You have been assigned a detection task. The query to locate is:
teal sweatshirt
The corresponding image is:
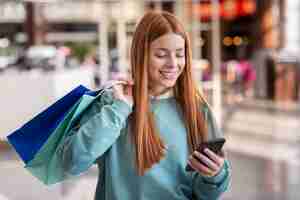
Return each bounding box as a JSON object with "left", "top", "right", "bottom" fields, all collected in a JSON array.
[{"left": 56, "top": 90, "right": 230, "bottom": 200}]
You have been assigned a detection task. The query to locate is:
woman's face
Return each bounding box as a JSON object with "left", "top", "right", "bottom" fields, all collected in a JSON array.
[{"left": 148, "top": 33, "right": 186, "bottom": 96}]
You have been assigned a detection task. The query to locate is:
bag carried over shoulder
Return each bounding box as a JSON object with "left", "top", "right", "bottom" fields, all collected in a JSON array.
[{"left": 7, "top": 85, "right": 105, "bottom": 185}]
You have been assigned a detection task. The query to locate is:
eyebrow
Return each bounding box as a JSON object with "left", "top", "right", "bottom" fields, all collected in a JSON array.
[{"left": 155, "top": 48, "right": 185, "bottom": 52}]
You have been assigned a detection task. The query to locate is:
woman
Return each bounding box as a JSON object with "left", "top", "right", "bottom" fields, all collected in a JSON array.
[{"left": 58, "top": 11, "right": 230, "bottom": 200}]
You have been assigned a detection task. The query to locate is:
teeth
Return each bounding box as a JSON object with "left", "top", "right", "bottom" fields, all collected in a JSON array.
[
  {"left": 160, "top": 71, "right": 177, "bottom": 73},
  {"left": 160, "top": 71, "right": 177, "bottom": 79},
  {"left": 160, "top": 71, "right": 177, "bottom": 74}
]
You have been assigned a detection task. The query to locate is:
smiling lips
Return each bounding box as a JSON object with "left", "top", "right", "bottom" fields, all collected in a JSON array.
[{"left": 159, "top": 70, "right": 178, "bottom": 80}]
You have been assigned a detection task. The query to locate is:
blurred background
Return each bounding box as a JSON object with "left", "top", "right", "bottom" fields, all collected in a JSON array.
[{"left": 0, "top": 0, "right": 299, "bottom": 199}]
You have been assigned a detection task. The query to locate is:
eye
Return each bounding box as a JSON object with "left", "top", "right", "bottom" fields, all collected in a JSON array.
[
  {"left": 176, "top": 53, "right": 185, "bottom": 58},
  {"left": 155, "top": 53, "right": 167, "bottom": 58}
]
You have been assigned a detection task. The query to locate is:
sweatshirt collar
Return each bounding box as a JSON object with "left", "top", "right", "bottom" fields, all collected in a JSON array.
[{"left": 149, "top": 89, "right": 174, "bottom": 100}]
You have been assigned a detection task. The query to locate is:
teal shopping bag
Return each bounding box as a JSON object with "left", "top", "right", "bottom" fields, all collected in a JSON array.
[{"left": 25, "top": 90, "right": 105, "bottom": 185}]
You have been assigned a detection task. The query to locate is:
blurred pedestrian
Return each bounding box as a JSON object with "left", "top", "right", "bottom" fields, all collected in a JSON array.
[
  {"left": 56, "top": 11, "right": 230, "bottom": 200},
  {"left": 239, "top": 59, "right": 256, "bottom": 98},
  {"left": 223, "top": 60, "right": 243, "bottom": 103}
]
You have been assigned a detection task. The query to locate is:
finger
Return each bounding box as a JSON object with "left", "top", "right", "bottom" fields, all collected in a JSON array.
[
  {"left": 114, "top": 76, "right": 134, "bottom": 85},
  {"left": 105, "top": 80, "right": 127, "bottom": 89},
  {"left": 112, "top": 84, "right": 124, "bottom": 98},
  {"left": 114, "top": 80, "right": 128, "bottom": 86},
  {"left": 188, "top": 156, "right": 214, "bottom": 175},
  {"left": 193, "top": 151, "right": 219, "bottom": 171},
  {"left": 126, "top": 79, "right": 134, "bottom": 85},
  {"left": 114, "top": 80, "right": 134, "bottom": 92},
  {"left": 203, "top": 148, "right": 223, "bottom": 167},
  {"left": 124, "top": 84, "right": 133, "bottom": 96}
]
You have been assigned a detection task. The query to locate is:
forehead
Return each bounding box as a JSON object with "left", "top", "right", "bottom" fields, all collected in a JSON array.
[{"left": 150, "top": 33, "right": 185, "bottom": 50}]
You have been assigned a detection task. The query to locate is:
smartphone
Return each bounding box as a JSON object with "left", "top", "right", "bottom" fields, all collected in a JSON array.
[{"left": 185, "top": 138, "right": 226, "bottom": 172}]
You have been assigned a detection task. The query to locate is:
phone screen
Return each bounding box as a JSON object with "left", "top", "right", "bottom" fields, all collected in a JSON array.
[
  {"left": 185, "top": 138, "right": 226, "bottom": 172},
  {"left": 197, "top": 138, "right": 225, "bottom": 155}
]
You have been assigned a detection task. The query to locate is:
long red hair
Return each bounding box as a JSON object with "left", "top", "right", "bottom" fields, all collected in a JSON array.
[{"left": 131, "top": 11, "right": 208, "bottom": 175}]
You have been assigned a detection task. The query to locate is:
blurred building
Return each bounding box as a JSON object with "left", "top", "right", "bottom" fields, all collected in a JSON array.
[
  {"left": 251, "top": 0, "right": 300, "bottom": 103},
  {"left": 0, "top": 0, "right": 299, "bottom": 97},
  {"left": 180, "top": 0, "right": 300, "bottom": 104}
]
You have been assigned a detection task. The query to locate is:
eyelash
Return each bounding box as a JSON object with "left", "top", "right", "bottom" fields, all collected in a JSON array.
[
  {"left": 156, "top": 54, "right": 185, "bottom": 58},
  {"left": 156, "top": 55, "right": 166, "bottom": 58}
]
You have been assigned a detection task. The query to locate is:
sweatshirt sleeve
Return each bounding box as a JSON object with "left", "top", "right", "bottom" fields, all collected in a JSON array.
[
  {"left": 192, "top": 104, "right": 231, "bottom": 200},
  {"left": 55, "top": 91, "right": 132, "bottom": 176}
]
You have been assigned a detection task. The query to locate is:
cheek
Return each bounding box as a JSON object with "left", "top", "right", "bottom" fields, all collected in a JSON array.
[
  {"left": 150, "top": 57, "right": 165, "bottom": 68},
  {"left": 149, "top": 59, "right": 164, "bottom": 74},
  {"left": 148, "top": 62, "right": 160, "bottom": 81}
]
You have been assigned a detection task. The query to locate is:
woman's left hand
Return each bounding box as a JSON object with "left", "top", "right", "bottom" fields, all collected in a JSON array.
[{"left": 187, "top": 148, "right": 224, "bottom": 177}]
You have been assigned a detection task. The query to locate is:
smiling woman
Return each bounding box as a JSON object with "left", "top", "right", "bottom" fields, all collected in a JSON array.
[
  {"left": 148, "top": 33, "right": 186, "bottom": 96},
  {"left": 50, "top": 11, "right": 231, "bottom": 200}
]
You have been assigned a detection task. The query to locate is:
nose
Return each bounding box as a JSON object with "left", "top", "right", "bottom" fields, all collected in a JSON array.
[{"left": 167, "top": 54, "right": 178, "bottom": 68}]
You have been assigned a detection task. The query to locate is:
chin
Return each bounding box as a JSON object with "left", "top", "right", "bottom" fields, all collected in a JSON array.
[{"left": 161, "top": 79, "right": 178, "bottom": 88}]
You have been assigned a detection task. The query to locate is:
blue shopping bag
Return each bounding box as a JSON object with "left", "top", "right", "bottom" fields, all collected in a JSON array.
[
  {"left": 6, "top": 85, "right": 94, "bottom": 164},
  {"left": 25, "top": 89, "right": 105, "bottom": 185}
]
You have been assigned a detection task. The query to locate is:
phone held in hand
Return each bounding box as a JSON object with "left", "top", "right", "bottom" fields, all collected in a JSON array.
[{"left": 185, "top": 138, "right": 226, "bottom": 172}]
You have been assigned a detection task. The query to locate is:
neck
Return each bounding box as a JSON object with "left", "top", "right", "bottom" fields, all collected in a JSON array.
[
  {"left": 149, "top": 87, "right": 174, "bottom": 99},
  {"left": 149, "top": 87, "right": 171, "bottom": 97}
]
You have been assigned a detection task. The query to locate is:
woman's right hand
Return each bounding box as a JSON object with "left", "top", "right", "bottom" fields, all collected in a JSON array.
[{"left": 111, "top": 80, "right": 134, "bottom": 107}]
